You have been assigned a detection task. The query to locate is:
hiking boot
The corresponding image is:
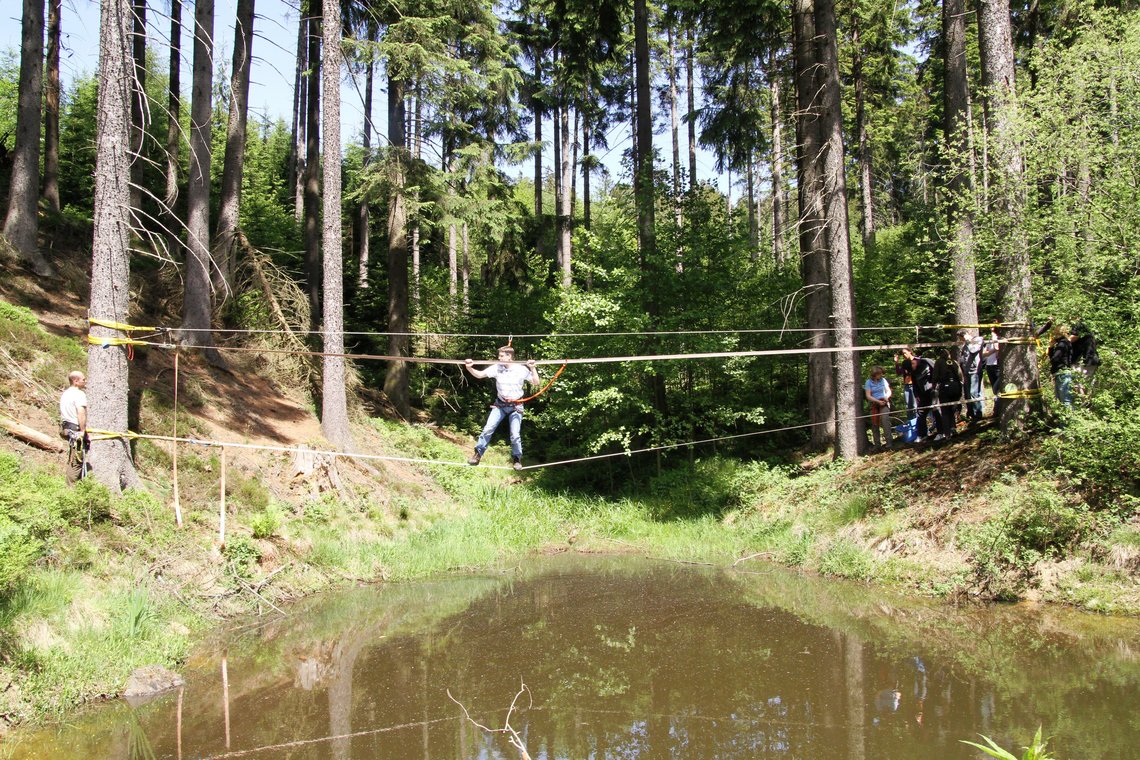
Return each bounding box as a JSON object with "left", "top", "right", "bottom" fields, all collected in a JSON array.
[
  {"left": 468, "top": 451, "right": 482, "bottom": 466},
  {"left": 512, "top": 456, "right": 523, "bottom": 471}
]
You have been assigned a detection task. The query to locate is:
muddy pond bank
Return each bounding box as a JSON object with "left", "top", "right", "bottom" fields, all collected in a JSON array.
[{"left": 8, "top": 554, "right": 1140, "bottom": 759}]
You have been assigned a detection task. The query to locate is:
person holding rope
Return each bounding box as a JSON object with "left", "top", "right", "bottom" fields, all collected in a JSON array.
[
  {"left": 465, "top": 345, "right": 540, "bottom": 471},
  {"left": 58, "top": 370, "right": 89, "bottom": 483}
]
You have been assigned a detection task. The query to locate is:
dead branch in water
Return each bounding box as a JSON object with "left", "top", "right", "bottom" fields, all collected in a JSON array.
[{"left": 448, "top": 680, "right": 532, "bottom": 760}]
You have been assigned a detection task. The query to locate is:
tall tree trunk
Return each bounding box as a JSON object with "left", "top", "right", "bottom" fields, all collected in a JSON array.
[
  {"left": 42, "top": 0, "right": 62, "bottom": 213},
  {"left": 552, "top": 96, "right": 563, "bottom": 276},
  {"left": 448, "top": 221, "right": 457, "bottom": 300},
  {"left": 287, "top": 9, "right": 303, "bottom": 221},
  {"left": 412, "top": 78, "right": 422, "bottom": 307},
  {"left": 129, "top": 0, "right": 146, "bottom": 214},
  {"left": 214, "top": 0, "right": 256, "bottom": 303},
  {"left": 770, "top": 50, "right": 786, "bottom": 265},
  {"left": 945, "top": 0, "right": 978, "bottom": 328},
  {"left": 977, "top": 0, "right": 1037, "bottom": 432},
  {"left": 355, "top": 21, "right": 376, "bottom": 290},
  {"left": 2, "top": 0, "right": 50, "bottom": 276},
  {"left": 794, "top": 0, "right": 835, "bottom": 450},
  {"left": 582, "top": 111, "right": 591, "bottom": 231},
  {"left": 303, "top": 0, "right": 322, "bottom": 330},
  {"left": 852, "top": 26, "right": 874, "bottom": 249},
  {"left": 533, "top": 53, "right": 544, "bottom": 259},
  {"left": 181, "top": 0, "right": 216, "bottom": 346},
  {"left": 462, "top": 222, "right": 470, "bottom": 310},
  {"left": 668, "top": 23, "right": 683, "bottom": 272},
  {"left": 384, "top": 76, "right": 410, "bottom": 419},
  {"left": 163, "top": 0, "right": 182, "bottom": 253},
  {"left": 686, "top": 26, "right": 697, "bottom": 191},
  {"left": 747, "top": 152, "right": 758, "bottom": 259},
  {"left": 817, "top": 0, "right": 861, "bottom": 460},
  {"left": 292, "top": 11, "right": 308, "bottom": 223},
  {"left": 89, "top": 0, "right": 140, "bottom": 492},
  {"left": 559, "top": 103, "right": 573, "bottom": 288},
  {"left": 321, "top": 0, "right": 350, "bottom": 449},
  {"left": 634, "top": 0, "right": 666, "bottom": 416}
]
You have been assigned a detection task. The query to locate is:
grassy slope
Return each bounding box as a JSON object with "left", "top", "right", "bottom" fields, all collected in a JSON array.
[{"left": 1, "top": 226, "right": 1138, "bottom": 729}]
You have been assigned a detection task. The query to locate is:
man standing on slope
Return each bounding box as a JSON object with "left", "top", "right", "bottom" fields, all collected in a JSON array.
[
  {"left": 465, "top": 345, "right": 540, "bottom": 471},
  {"left": 59, "top": 370, "right": 89, "bottom": 483}
]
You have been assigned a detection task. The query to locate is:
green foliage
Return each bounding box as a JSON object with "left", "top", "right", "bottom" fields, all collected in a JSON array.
[
  {"left": 817, "top": 537, "right": 875, "bottom": 580},
  {"left": 249, "top": 506, "right": 283, "bottom": 540},
  {"left": 0, "top": 300, "right": 40, "bottom": 328},
  {"left": 222, "top": 537, "right": 261, "bottom": 578},
  {"left": 962, "top": 727, "right": 1055, "bottom": 760}
]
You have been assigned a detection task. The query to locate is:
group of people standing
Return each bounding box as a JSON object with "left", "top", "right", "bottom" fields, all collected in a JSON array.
[{"left": 864, "top": 328, "right": 1002, "bottom": 449}]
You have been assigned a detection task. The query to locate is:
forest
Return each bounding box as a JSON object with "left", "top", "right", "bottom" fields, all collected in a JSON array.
[{"left": 3, "top": 0, "right": 1139, "bottom": 495}]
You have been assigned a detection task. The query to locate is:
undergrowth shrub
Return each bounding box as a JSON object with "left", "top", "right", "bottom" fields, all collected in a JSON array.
[
  {"left": 249, "top": 506, "right": 282, "bottom": 539},
  {"left": 222, "top": 536, "right": 261, "bottom": 578}
]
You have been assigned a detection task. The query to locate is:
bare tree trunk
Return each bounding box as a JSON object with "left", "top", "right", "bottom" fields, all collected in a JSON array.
[
  {"left": 533, "top": 53, "right": 544, "bottom": 259},
  {"left": 292, "top": 11, "right": 307, "bottom": 223},
  {"left": 747, "top": 151, "right": 758, "bottom": 259},
  {"left": 42, "top": 0, "right": 62, "bottom": 213},
  {"left": 816, "top": 0, "right": 861, "bottom": 460},
  {"left": 552, "top": 96, "right": 563, "bottom": 276},
  {"left": 303, "top": 0, "right": 322, "bottom": 330},
  {"left": 355, "top": 21, "right": 376, "bottom": 290},
  {"left": 129, "top": 0, "right": 146, "bottom": 214},
  {"left": 287, "top": 9, "right": 303, "bottom": 221},
  {"left": 770, "top": 50, "right": 785, "bottom": 265},
  {"left": 686, "top": 26, "right": 697, "bottom": 191},
  {"left": 384, "top": 76, "right": 410, "bottom": 419},
  {"left": 163, "top": 0, "right": 182, "bottom": 253},
  {"left": 448, "top": 221, "right": 457, "bottom": 300},
  {"left": 944, "top": 0, "right": 978, "bottom": 328},
  {"left": 462, "top": 222, "right": 470, "bottom": 310},
  {"left": 794, "top": 0, "right": 835, "bottom": 450},
  {"left": 852, "top": 26, "right": 874, "bottom": 250},
  {"left": 559, "top": 103, "right": 573, "bottom": 287},
  {"left": 582, "top": 111, "right": 591, "bottom": 231},
  {"left": 411, "top": 80, "right": 422, "bottom": 307},
  {"left": 214, "top": 0, "right": 256, "bottom": 303},
  {"left": 321, "top": 0, "right": 350, "bottom": 449},
  {"left": 2, "top": 0, "right": 50, "bottom": 276},
  {"left": 668, "top": 24, "right": 683, "bottom": 272},
  {"left": 977, "top": 0, "right": 1037, "bottom": 432},
  {"left": 181, "top": 0, "right": 217, "bottom": 345},
  {"left": 89, "top": 0, "right": 140, "bottom": 492}
]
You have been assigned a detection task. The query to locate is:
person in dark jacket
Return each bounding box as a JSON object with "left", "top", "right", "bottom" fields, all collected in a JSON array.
[
  {"left": 1069, "top": 319, "right": 1100, "bottom": 396},
  {"left": 932, "top": 349, "right": 964, "bottom": 440},
  {"left": 909, "top": 353, "right": 937, "bottom": 442},
  {"left": 894, "top": 347, "right": 918, "bottom": 421},
  {"left": 1048, "top": 324, "right": 1074, "bottom": 408}
]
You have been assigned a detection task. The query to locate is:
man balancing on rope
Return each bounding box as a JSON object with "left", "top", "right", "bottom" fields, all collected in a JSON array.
[{"left": 464, "top": 345, "right": 540, "bottom": 471}]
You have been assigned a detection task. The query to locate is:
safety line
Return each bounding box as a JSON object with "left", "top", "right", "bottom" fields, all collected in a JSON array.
[
  {"left": 105, "top": 338, "right": 962, "bottom": 366},
  {"left": 85, "top": 319, "right": 1029, "bottom": 341}
]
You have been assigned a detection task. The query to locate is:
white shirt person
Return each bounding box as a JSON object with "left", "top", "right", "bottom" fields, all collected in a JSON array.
[{"left": 464, "top": 346, "right": 539, "bottom": 470}]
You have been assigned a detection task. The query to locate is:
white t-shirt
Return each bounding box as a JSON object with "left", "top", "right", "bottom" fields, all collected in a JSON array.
[
  {"left": 984, "top": 338, "right": 999, "bottom": 367},
  {"left": 491, "top": 363, "right": 533, "bottom": 401},
  {"left": 60, "top": 386, "right": 88, "bottom": 425}
]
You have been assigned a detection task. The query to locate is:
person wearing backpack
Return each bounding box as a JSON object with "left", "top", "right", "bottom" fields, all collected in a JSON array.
[
  {"left": 1069, "top": 319, "right": 1101, "bottom": 396},
  {"left": 1048, "top": 324, "right": 1074, "bottom": 408},
  {"left": 932, "top": 349, "right": 964, "bottom": 440},
  {"left": 909, "top": 352, "right": 937, "bottom": 442}
]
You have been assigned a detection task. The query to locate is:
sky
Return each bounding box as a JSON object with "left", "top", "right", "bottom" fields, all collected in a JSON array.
[{"left": 1, "top": 0, "right": 730, "bottom": 196}]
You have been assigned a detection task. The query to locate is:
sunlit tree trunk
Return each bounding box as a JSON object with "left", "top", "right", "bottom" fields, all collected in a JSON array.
[
  {"left": 794, "top": 0, "right": 835, "bottom": 450},
  {"left": 852, "top": 24, "right": 874, "bottom": 250},
  {"left": 214, "top": 0, "right": 256, "bottom": 303},
  {"left": 412, "top": 78, "right": 422, "bottom": 307},
  {"left": 559, "top": 102, "right": 573, "bottom": 287},
  {"left": 291, "top": 11, "right": 307, "bottom": 223},
  {"left": 533, "top": 48, "right": 545, "bottom": 262},
  {"left": 686, "top": 26, "right": 697, "bottom": 191},
  {"left": 2, "top": 0, "right": 50, "bottom": 276},
  {"left": 163, "top": 0, "right": 182, "bottom": 257},
  {"left": 770, "top": 50, "right": 786, "bottom": 265},
  {"left": 355, "top": 21, "right": 376, "bottom": 290},
  {"left": 89, "top": 0, "right": 140, "bottom": 493},
  {"left": 462, "top": 222, "right": 470, "bottom": 310},
  {"left": 303, "top": 0, "right": 322, "bottom": 330},
  {"left": 747, "top": 151, "right": 758, "bottom": 259},
  {"left": 448, "top": 221, "right": 458, "bottom": 300},
  {"left": 181, "top": 0, "right": 217, "bottom": 346},
  {"left": 668, "top": 24, "right": 683, "bottom": 272},
  {"left": 817, "top": 0, "right": 861, "bottom": 459},
  {"left": 977, "top": 0, "right": 1037, "bottom": 433},
  {"left": 384, "top": 76, "right": 411, "bottom": 420},
  {"left": 945, "top": 0, "right": 978, "bottom": 328},
  {"left": 582, "top": 110, "right": 591, "bottom": 231},
  {"left": 129, "top": 0, "right": 146, "bottom": 214},
  {"left": 42, "top": 0, "right": 62, "bottom": 213},
  {"left": 321, "top": 0, "right": 350, "bottom": 449}
]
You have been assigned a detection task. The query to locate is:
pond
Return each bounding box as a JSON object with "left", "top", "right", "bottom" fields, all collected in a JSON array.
[{"left": 8, "top": 554, "right": 1140, "bottom": 759}]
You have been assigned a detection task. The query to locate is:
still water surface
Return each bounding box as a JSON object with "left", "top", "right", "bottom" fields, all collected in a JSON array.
[{"left": 9, "top": 555, "right": 1140, "bottom": 759}]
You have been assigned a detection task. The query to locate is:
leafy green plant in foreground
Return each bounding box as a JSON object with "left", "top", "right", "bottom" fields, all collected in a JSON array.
[{"left": 961, "top": 727, "right": 1055, "bottom": 760}]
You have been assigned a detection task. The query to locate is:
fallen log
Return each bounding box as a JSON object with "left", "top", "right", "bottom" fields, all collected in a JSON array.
[{"left": 0, "top": 414, "right": 66, "bottom": 452}]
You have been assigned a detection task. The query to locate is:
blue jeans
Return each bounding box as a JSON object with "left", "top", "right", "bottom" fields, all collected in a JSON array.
[
  {"left": 1054, "top": 370, "right": 1073, "bottom": 408},
  {"left": 967, "top": 370, "right": 983, "bottom": 420},
  {"left": 475, "top": 404, "right": 523, "bottom": 458},
  {"left": 903, "top": 383, "right": 917, "bottom": 421},
  {"left": 985, "top": 365, "right": 1001, "bottom": 418}
]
